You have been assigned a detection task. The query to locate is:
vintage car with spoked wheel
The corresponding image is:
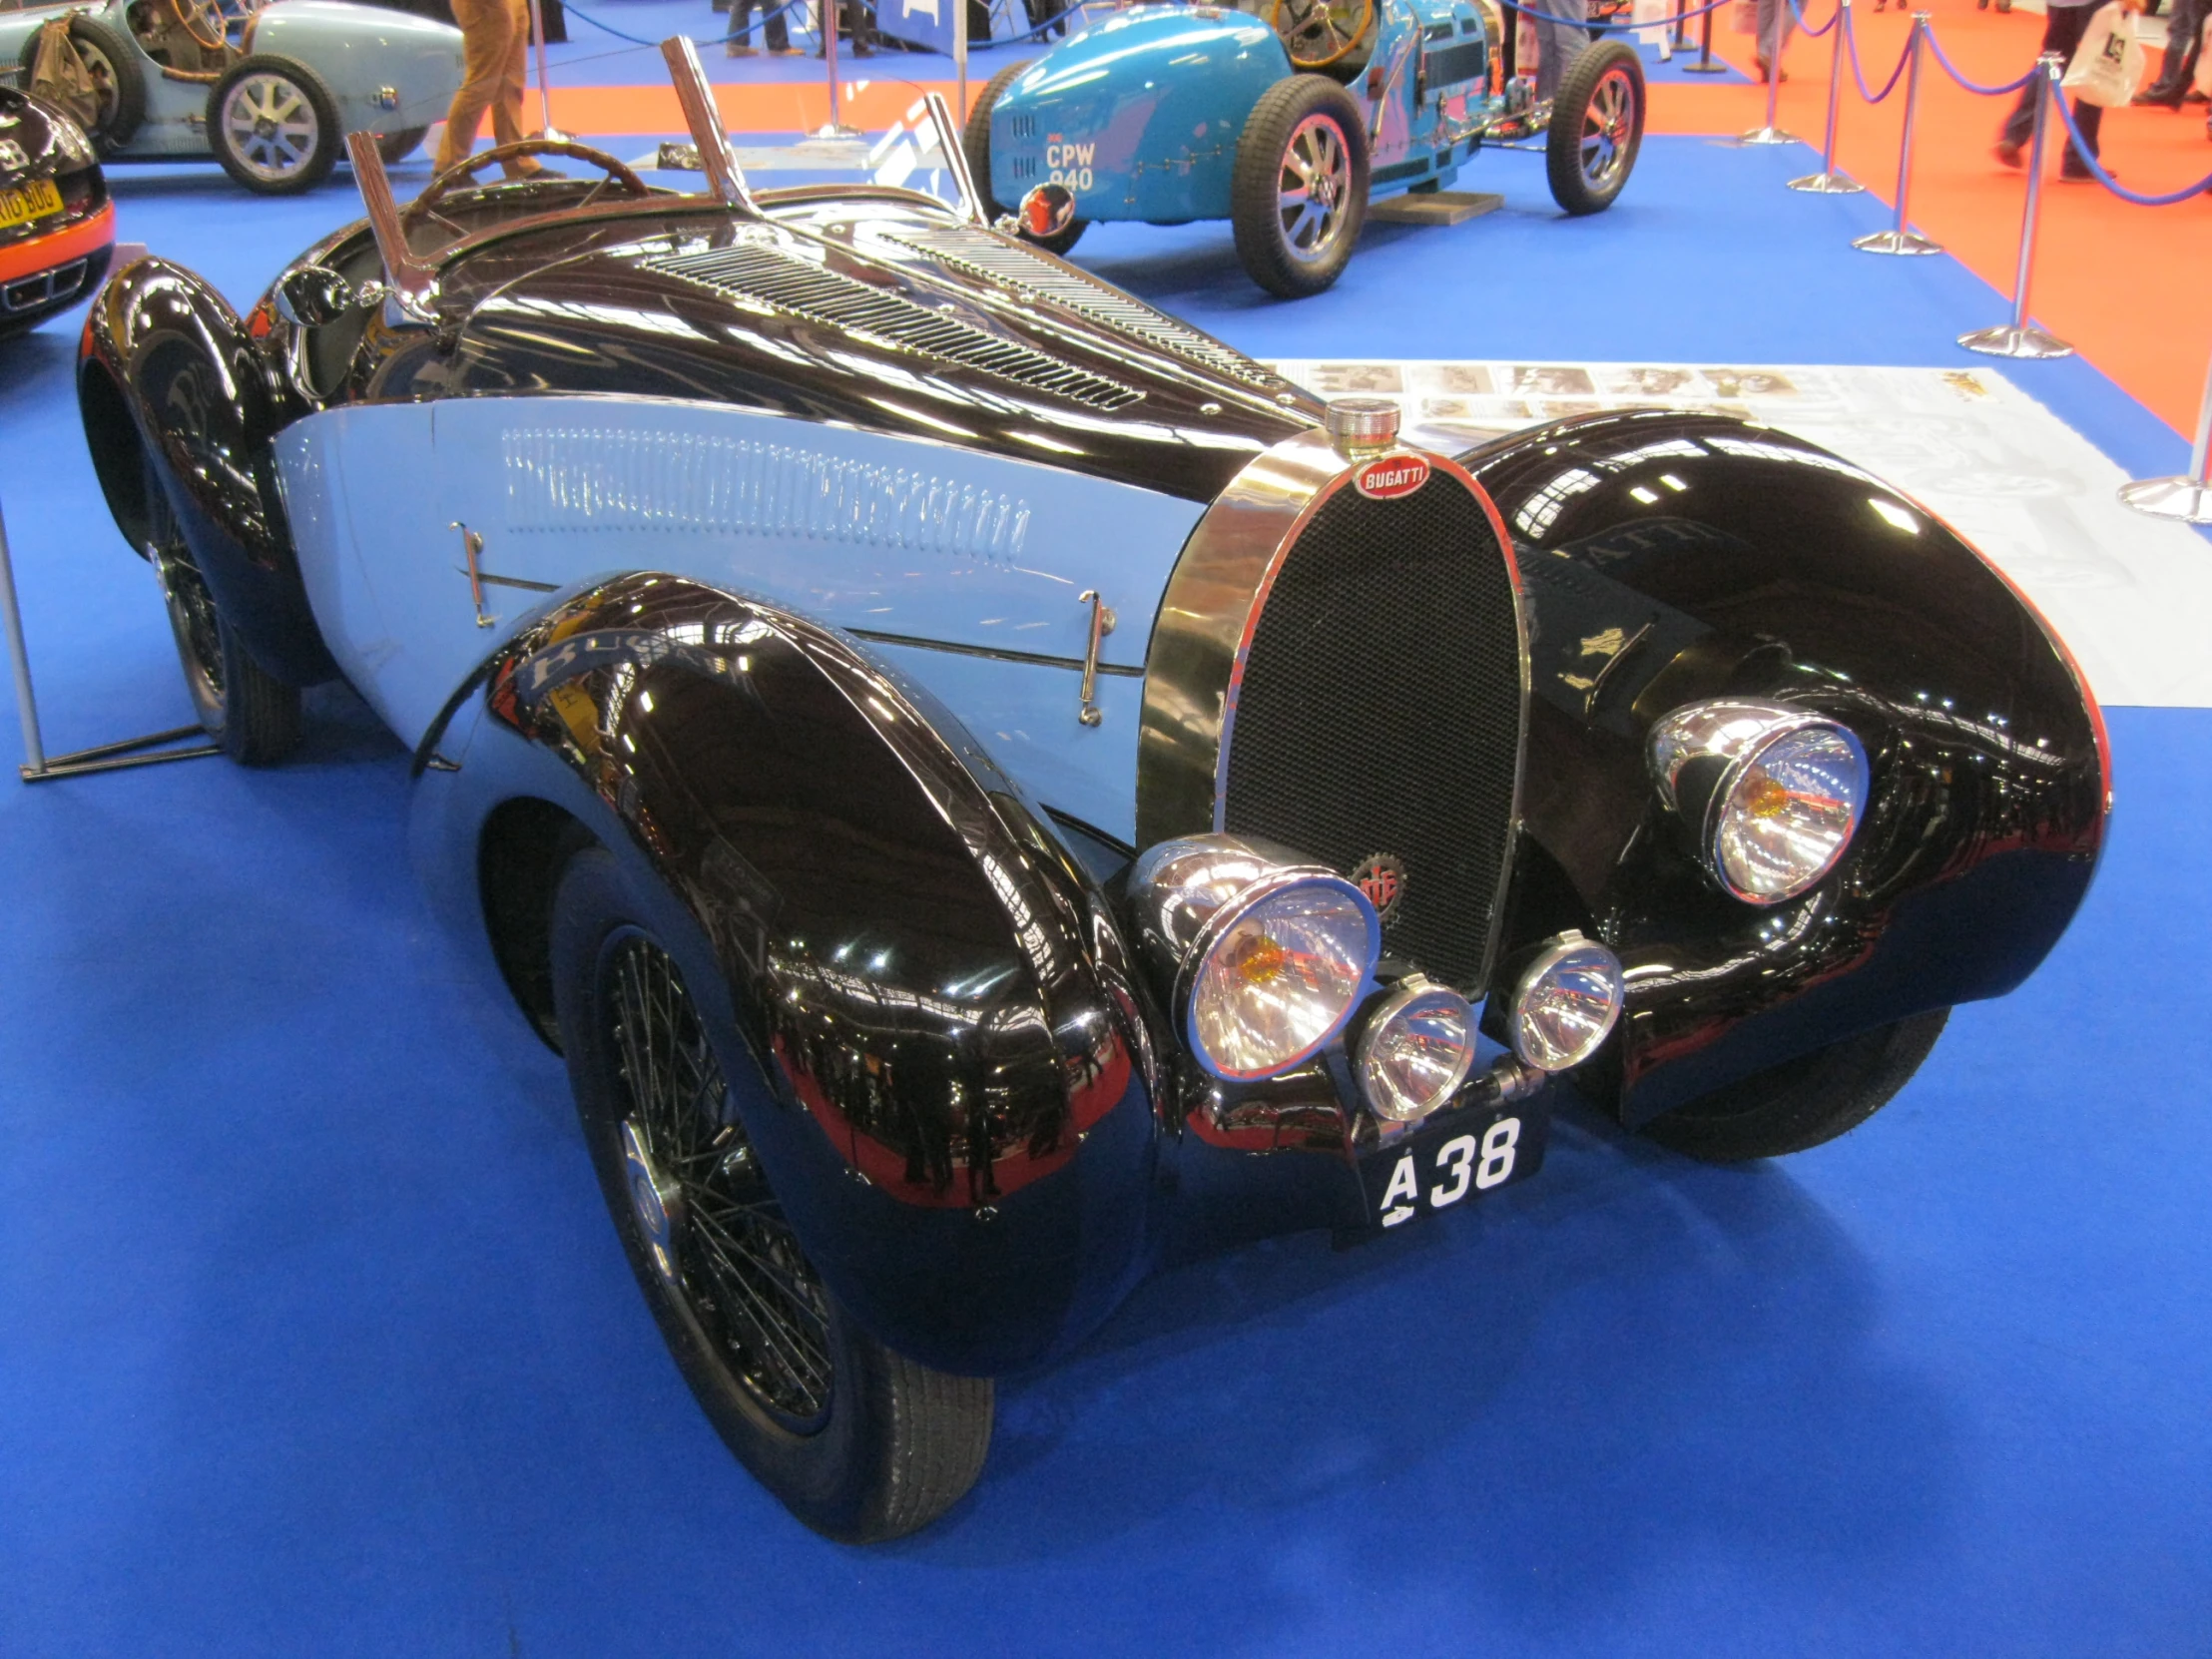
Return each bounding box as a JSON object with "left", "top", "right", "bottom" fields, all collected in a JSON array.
[
  {"left": 0, "top": 85, "right": 113, "bottom": 336},
  {"left": 962, "top": 0, "right": 1646, "bottom": 295},
  {"left": 75, "top": 42, "right": 2104, "bottom": 1540},
  {"left": 0, "top": 0, "right": 462, "bottom": 193}
]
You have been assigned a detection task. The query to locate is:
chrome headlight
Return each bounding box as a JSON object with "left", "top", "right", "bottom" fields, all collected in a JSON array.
[
  {"left": 1649, "top": 699, "right": 1870, "bottom": 905},
  {"left": 1357, "top": 976, "right": 1476, "bottom": 1123},
  {"left": 1126, "top": 833, "right": 1382, "bottom": 1082},
  {"left": 1510, "top": 932, "right": 1624, "bottom": 1072}
]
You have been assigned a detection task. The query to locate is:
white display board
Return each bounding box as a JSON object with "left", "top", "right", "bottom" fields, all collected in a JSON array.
[{"left": 1271, "top": 359, "right": 2212, "bottom": 709}]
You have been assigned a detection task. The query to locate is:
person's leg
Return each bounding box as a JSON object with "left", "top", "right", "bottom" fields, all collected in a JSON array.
[
  {"left": 2142, "top": 0, "right": 2202, "bottom": 96},
  {"left": 765, "top": 0, "right": 792, "bottom": 51},
  {"left": 434, "top": 0, "right": 519, "bottom": 175},
  {"left": 1999, "top": 5, "right": 2072, "bottom": 151},
  {"left": 728, "top": 0, "right": 757, "bottom": 53},
  {"left": 1534, "top": 0, "right": 1588, "bottom": 99},
  {"left": 490, "top": 0, "right": 538, "bottom": 177}
]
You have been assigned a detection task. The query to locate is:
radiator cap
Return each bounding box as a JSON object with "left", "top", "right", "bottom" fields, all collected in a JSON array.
[{"left": 1325, "top": 396, "right": 1400, "bottom": 455}]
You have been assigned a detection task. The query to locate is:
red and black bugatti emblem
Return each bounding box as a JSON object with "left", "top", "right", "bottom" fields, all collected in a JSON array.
[
  {"left": 1353, "top": 453, "right": 1431, "bottom": 500},
  {"left": 1352, "top": 853, "right": 1406, "bottom": 923}
]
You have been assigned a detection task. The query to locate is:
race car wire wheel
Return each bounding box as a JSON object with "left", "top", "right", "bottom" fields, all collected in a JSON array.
[{"left": 600, "top": 929, "right": 835, "bottom": 1430}]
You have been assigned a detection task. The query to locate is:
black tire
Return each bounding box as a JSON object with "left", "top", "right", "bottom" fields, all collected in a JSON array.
[
  {"left": 374, "top": 125, "right": 427, "bottom": 165},
  {"left": 12, "top": 18, "right": 147, "bottom": 153},
  {"left": 1231, "top": 73, "right": 1369, "bottom": 299},
  {"left": 1545, "top": 37, "right": 1644, "bottom": 215},
  {"left": 549, "top": 847, "right": 993, "bottom": 1542},
  {"left": 960, "top": 58, "right": 1085, "bottom": 255},
  {"left": 144, "top": 459, "right": 302, "bottom": 766},
  {"left": 206, "top": 55, "right": 341, "bottom": 195},
  {"left": 1641, "top": 1009, "right": 1950, "bottom": 1164}
]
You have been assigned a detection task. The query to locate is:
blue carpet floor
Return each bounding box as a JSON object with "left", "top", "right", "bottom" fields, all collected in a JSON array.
[{"left": 1, "top": 134, "right": 2207, "bottom": 1657}]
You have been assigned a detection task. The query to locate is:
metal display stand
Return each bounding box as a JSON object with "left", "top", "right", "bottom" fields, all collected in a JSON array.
[
  {"left": 1739, "top": 4, "right": 1796, "bottom": 145},
  {"left": 1684, "top": 0, "right": 1727, "bottom": 70},
  {"left": 817, "top": 0, "right": 861, "bottom": 139},
  {"left": 1853, "top": 12, "right": 1940, "bottom": 254},
  {"left": 1789, "top": 0, "right": 1864, "bottom": 191},
  {"left": 529, "top": 0, "right": 569, "bottom": 142},
  {"left": 0, "top": 495, "right": 218, "bottom": 785},
  {"left": 1958, "top": 55, "right": 2072, "bottom": 358},
  {"left": 2118, "top": 350, "right": 2212, "bottom": 524}
]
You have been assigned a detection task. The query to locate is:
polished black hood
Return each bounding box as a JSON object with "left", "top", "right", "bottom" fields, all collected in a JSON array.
[{"left": 338, "top": 188, "right": 1324, "bottom": 502}]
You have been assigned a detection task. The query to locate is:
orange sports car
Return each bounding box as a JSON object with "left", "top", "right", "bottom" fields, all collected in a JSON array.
[{"left": 0, "top": 87, "right": 114, "bottom": 340}]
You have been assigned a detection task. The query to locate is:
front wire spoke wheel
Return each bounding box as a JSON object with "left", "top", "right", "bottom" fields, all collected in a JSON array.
[{"left": 603, "top": 932, "right": 834, "bottom": 1430}]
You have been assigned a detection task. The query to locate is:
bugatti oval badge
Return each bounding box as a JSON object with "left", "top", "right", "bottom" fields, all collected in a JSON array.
[
  {"left": 1352, "top": 854, "right": 1406, "bottom": 922},
  {"left": 1354, "top": 453, "right": 1431, "bottom": 501}
]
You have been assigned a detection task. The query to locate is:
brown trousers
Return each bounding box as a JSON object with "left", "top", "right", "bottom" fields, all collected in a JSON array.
[{"left": 434, "top": 0, "right": 539, "bottom": 178}]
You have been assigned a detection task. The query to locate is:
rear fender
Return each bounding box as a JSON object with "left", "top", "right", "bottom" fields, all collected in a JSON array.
[
  {"left": 409, "top": 574, "right": 1165, "bottom": 1376},
  {"left": 77, "top": 256, "right": 336, "bottom": 687}
]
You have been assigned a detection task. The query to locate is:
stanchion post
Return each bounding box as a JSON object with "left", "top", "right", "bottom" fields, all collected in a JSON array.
[
  {"left": 1959, "top": 54, "right": 2072, "bottom": 357},
  {"left": 0, "top": 498, "right": 48, "bottom": 778},
  {"left": 1853, "top": 11, "right": 1940, "bottom": 254},
  {"left": 2118, "top": 349, "right": 2212, "bottom": 523},
  {"left": 1686, "top": 0, "right": 1726, "bottom": 70},
  {"left": 955, "top": 0, "right": 969, "bottom": 122},
  {"left": 1789, "top": 0, "right": 1864, "bottom": 190},
  {"left": 817, "top": 0, "right": 861, "bottom": 139},
  {"left": 1739, "top": 0, "right": 1796, "bottom": 142},
  {"left": 527, "top": 0, "right": 567, "bottom": 143}
]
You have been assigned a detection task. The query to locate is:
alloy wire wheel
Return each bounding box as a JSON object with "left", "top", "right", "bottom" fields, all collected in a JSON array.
[
  {"left": 603, "top": 928, "right": 834, "bottom": 1428},
  {"left": 549, "top": 847, "right": 993, "bottom": 1541},
  {"left": 1546, "top": 39, "right": 1644, "bottom": 215},
  {"left": 208, "top": 56, "right": 339, "bottom": 194},
  {"left": 1232, "top": 75, "right": 1370, "bottom": 298}
]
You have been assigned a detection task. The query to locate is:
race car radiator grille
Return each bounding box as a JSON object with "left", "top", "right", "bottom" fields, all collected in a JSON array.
[
  {"left": 1221, "top": 473, "right": 1523, "bottom": 993},
  {"left": 639, "top": 242, "right": 1143, "bottom": 412}
]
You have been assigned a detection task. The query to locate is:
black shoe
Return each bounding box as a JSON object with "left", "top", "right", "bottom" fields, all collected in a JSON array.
[
  {"left": 2059, "top": 160, "right": 2104, "bottom": 181},
  {"left": 2186, "top": 87, "right": 2209, "bottom": 103},
  {"left": 2134, "top": 87, "right": 2186, "bottom": 108}
]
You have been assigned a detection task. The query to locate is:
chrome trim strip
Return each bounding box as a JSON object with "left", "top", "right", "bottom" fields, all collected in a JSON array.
[{"left": 849, "top": 628, "right": 1145, "bottom": 676}]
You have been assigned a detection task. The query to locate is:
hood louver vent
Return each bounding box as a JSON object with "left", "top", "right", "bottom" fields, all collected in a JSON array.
[
  {"left": 884, "top": 225, "right": 1291, "bottom": 393},
  {"left": 639, "top": 240, "right": 1144, "bottom": 413}
]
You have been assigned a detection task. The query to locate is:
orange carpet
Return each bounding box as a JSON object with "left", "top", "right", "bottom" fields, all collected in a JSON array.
[{"left": 1647, "top": 0, "right": 2212, "bottom": 434}]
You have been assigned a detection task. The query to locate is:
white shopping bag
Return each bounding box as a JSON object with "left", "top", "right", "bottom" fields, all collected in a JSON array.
[{"left": 2062, "top": 2, "right": 2147, "bottom": 108}]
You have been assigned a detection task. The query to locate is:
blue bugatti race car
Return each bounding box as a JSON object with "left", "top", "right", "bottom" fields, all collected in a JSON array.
[{"left": 962, "top": 0, "right": 1647, "bottom": 294}]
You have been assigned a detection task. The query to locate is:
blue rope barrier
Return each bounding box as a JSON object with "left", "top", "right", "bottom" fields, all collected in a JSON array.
[
  {"left": 2055, "top": 91, "right": 2212, "bottom": 203},
  {"left": 554, "top": 0, "right": 668, "bottom": 45},
  {"left": 1841, "top": 2, "right": 1911, "bottom": 101},
  {"left": 1923, "top": 21, "right": 2035, "bottom": 94},
  {"left": 1785, "top": 0, "right": 1841, "bottom": 43}
]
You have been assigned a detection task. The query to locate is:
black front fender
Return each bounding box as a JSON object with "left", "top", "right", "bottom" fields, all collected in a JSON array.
[
  {"left": 77, "top": 257, "right": 334, "bottom": 687},
  {"left": 1462, "top": 411, "right": 2108, "bottom": 1125},
  {"left": 411, "top": 575, "right": 1164, "bottom": 1376}
]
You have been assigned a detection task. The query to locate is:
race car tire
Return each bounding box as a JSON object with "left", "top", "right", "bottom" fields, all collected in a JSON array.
[
  {"left": 548, "top": 846, "right": 995, "bottom": 1543},
  {"left": 145, "top": 457, "right": 302, "bottom": 766},
  {"left": 10, "top": 18, "right": 147, "bottom": 153},
  {"left": 375, "top": 125, "right": 428, "bottom": 165},
  {"left": 1641, "top": 1008, "right": 1950, "bottom": 1164},
  {"left": 962, "top": 58, "right": 1086, "bottom": 256},
  {"left": 1545, "top": 37, "right": 1644, "bottom": 216},
  {"left": 207, "top": 55, "right": 342, "bottom": 195},
  {"left": 1232, "top": 73, "right": 1370, "bottom": 298}
]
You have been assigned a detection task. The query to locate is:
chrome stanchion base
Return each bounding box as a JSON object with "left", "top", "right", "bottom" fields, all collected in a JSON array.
[
  {"left": 1737, "top": 125, "right": 1799, "bottom": 145},
  {"left": 1957, "top": 322, "right": 2073, "bottom": 359},
  {"left": 1789, "top": 169, "right": 1865, "bottom": 193},
  {"left": 1683, "top": 56, "right": 1729, "bottom": 71},
  {"left": 2116, "top": 477, "right": 2212, "bottom": 523},
  {"left": 20, "top": 725, "right": 222, "bottom": 784},
  {"left": 1854, "top": 228, "right": 1941, "bottom": 255}
]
